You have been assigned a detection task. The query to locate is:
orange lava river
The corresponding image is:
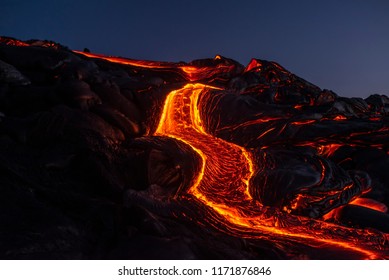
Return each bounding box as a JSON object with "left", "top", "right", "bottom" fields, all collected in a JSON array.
[{"left": 154, "top": 83, "right": 389, "bottom": 259}]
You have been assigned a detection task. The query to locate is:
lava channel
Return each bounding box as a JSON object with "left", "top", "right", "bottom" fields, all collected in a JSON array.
[{"left": 154, "top": 83, "right": 389, "bottom": 259}]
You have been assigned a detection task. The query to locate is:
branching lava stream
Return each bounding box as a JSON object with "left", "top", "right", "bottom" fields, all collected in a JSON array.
[{"left": 155, "top": 83, "right": 389, "bottom": 259}]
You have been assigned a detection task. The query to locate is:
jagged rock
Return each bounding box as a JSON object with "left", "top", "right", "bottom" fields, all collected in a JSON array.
[
  {"left": 365, "top": 94, "right": 389, "bottom": 115},
  {"left": 59, "top": 80, "right": 101, "bottom": 110},
  {"left": 91, "top": 105, "right": 141, "bottom": 138},
  {"left": 0, "top": 60, "right": 30, "bottom": 85}
]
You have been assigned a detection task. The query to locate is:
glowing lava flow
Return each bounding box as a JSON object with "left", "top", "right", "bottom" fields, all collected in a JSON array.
[
  {"left": 3, "top": 37, "right": 388, "bottom": 259},
  {"left": 155, "top": 83, "right": 389, "bottom": 259},
  {"left": 73, "top": 51, "right": 234, "bottom": 81},
  {"left": 71, "top": 49, "right": 389, "bottom": 258}
]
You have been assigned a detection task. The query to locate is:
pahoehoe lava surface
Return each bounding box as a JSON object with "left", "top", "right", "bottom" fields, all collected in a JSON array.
[{"left": 0, "top": 36, "right": 388, "bottom": 259}]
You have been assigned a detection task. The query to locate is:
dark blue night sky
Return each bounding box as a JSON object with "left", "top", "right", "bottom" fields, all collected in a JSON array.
[{"left": 1, "top": 0, "right": 388, "bottom": 97}]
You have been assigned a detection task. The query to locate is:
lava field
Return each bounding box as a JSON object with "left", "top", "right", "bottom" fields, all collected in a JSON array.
[{"left": 0, "top": 36, "right": 388, "bottom": 259}]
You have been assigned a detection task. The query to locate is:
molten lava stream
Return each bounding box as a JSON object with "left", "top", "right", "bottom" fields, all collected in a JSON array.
[
  {"left": 155, "top": 83, "right": 389, "bottom": 259},
  {"left": 74, "top": 51, "right": 234, "bottom": 82},
  {"left": 73, "top": 49, "right": 388, "bottom": 258}
]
